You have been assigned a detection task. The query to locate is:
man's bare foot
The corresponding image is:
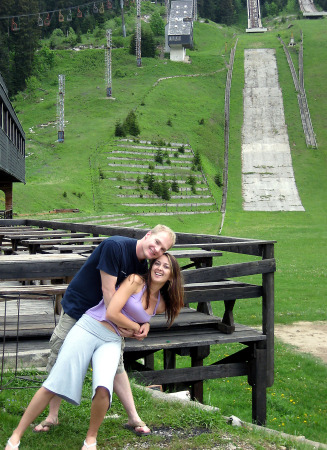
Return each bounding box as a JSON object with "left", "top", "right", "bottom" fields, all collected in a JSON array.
[{"left": 33, "top": 418, "right": 59, "bottom": 432}]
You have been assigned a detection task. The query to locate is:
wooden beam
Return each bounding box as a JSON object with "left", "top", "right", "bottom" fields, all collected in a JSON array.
[{"left": 130, "top": 362, "right": 249, "bottom": 385}]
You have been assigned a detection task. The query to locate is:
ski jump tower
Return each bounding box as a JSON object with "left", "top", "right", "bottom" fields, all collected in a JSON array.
[
  {"left": 136, "top": 0, "right": 141, "bottom": 67},
  {"left": 246, "top": 0, "right": 267, "bottom": 33},
  {"left": 105, "top": 29, "right": 112, "bottom": 97},
  {"left": 246, "top": 0, "right": 267, "bottom": 32},
  {"left": 57, "top": 74, "right": 65, "bottom": 143}
]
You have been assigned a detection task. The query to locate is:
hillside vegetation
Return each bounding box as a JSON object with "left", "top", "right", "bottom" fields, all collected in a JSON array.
[{"left": 3, "top": 10, "right": 327, "bottom": 445}]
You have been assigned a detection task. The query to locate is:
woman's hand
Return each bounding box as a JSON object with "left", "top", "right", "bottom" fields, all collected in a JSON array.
[{"left": 133, "top": 322, "right": 150, "bottom": 341}]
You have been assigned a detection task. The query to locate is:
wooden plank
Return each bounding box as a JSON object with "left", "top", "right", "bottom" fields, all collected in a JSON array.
[
  {"left": 49, "top": 244, "right": 97, "bottom": 253},
  {"left": 184, "top": 285, "right": 262, "bottom": 303},
  {"left": 149, "top": 308, "right": 220, "bottom": 328},
  {"left": 2, "top": 231, "right": 89, "bottom": 238},
  {"left": 130, "top": 362, "right": 249, "bottom": 385},
  {"left": 0, "top": 284, "right": 68, "bottom": 295},
  {"left": 169, "top": 250, "right": 222, "bottom": 259},
  {"left": 182, "top": 259, "right": 275, "bottom": 284},
  {"left": 0, "top": 254, "right": 87, "bottom": 281},
  {"left": 21, "top": 236, "right": 107, "bottom": 245},
  {"left": 125, "top": 327, "right": 265, "bottom": 352}
]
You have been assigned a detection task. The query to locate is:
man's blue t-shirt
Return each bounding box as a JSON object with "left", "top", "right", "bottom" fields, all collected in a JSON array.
[{"left": 61, "top": 236, "right": 148, "bottom": 320}]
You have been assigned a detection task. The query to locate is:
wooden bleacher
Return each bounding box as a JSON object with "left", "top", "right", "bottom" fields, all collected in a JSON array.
[{"left": 0, "top": 219, "right": 275, "bottom": 425}]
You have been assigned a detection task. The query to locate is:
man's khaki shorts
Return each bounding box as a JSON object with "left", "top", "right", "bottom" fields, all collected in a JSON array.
[{"left": 46, "top": 310, "right": 125, "bottom": 375}]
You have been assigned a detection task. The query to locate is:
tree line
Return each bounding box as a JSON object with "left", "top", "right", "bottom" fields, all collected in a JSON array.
[{"left": 0, "top": 0, "right": 123, "bottom": 96}]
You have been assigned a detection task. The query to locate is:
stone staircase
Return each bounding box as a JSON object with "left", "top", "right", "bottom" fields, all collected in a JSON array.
[{"left": 90, "top": 140, "right": 217, "bottom": 216}]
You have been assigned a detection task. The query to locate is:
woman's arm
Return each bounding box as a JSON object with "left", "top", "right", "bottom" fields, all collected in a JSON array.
[{"left": 106, "top": 275, "right": 143, "bottom": 333}]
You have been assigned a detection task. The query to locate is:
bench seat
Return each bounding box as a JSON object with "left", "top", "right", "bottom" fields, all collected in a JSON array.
[{"left": 125, "top": 308, "right": 265, "bottom": 353}]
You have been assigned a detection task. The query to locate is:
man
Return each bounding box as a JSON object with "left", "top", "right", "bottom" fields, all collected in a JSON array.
[{"left": 34, "top": 224, "right": 175, "bottom": 436}]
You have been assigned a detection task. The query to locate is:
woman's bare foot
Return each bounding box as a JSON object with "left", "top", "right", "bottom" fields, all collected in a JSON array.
[
  {"left": 81, "top": 438, "right": 97, "bottom": 449},
  {"left": 5, "top": 434, "right": 20, "bottom": 449}
]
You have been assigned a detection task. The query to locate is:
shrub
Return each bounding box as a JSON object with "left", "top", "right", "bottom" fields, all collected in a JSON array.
[
  {"left": 155, "top": 149, "right": 164, "bottom": 164},
  {"left": 171, "top": 178, "right": 179, "bottom": 193},
  {"left": 114, "top": 120, "right": 125, "bottom": 137},
  {"left": 214, "top": 173, "right": 223, "bottom": 187},
  {"left": 145, "top": 172, "right": 155, "bottom": 190},
  {"left": 123, "top": 110, "right": 140, "bottom": 136},
  {"left": 114, "top": 69, "right": 127, "bottom": 78},
  {"left": 188, "top": 174, "right": 196, "bottom": 187},
  {"left": 150, "top": 11, "right": 165, "bottom": 36},
  {"left": 193, "top": 151, "right": 202, "bottom": 171}
]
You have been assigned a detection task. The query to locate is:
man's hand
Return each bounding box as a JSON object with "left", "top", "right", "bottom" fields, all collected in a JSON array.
[
  {"left": 133, "top": 322, "right": 150, "bottom": 341},
  {"left": 117, "top": 327, "right": 135, "bottom": 338}
]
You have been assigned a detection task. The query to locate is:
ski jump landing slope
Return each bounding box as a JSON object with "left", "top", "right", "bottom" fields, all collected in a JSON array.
[{"left": 242, "top": 49, "right": 305, "bottom": 211}]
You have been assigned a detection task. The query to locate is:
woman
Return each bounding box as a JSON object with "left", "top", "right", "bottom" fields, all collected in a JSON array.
[{"left": 5, "top": 253, "right": 184, "bottom": 450}]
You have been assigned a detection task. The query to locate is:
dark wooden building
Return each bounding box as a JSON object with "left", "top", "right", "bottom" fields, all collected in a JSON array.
[{"left": 0, "top": 73, "right": 25, "bottom": 218}]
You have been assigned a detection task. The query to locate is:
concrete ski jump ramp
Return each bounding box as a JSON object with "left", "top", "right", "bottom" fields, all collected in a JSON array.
[{"left": 242, "top": 48, "right": 305, "bottom": 211}]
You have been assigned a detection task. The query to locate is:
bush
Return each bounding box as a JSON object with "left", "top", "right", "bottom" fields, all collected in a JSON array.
[
  {"left": 193, "top": 151, "right": 202, "bottom": 171},
  {"left": 155, "top": 149, "right": 164, "bottom": 164},
  {"left": 123, "top": 110, "right": 140, "bottom": 136},
  {"left": 171, "top": 178, "right": 179, "bottom": 193},
  {"left": 150, "top": 11, "right": 165, "bottom": 36},
  {"left": 214, "top": 173, "right": 223, "bottom": 187},
  {"left": 114, "top": 68, "right": 127, "bottom": 78},
  {"left": 114, "top": 120, "right": 125, "bottom": 137}
]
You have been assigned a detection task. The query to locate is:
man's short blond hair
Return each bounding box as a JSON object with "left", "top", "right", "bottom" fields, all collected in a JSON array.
[{"left": 150, "top": 224, "right": 176, "bottom": 248}]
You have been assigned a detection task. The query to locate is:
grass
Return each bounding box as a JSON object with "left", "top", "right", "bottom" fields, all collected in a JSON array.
[
  {"left": 0, "top": 367, "right": 321, "bottom": 450},
  {"left": 1, "top": 9, "right": 327, "bottom": 448}
]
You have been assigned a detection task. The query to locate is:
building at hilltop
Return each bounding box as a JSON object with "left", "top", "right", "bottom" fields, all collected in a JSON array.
[
  {"left": 0, "top": 73, "right": 25, "bottom": 218},
  {"left": 167, "top": 0, "right": 194, "bottom": 62}
]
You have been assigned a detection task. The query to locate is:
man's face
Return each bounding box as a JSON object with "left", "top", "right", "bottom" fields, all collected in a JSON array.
[{"left": 142, "top": 231, "right": 173, "bottom": 260}]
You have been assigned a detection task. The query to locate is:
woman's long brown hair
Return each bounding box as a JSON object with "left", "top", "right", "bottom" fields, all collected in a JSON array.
[{"left": 143, "top": 253, "right": 184, "bottom": 327}]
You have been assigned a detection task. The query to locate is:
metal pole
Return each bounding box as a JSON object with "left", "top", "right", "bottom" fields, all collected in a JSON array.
[
  {"left": 57, "top": 74, "right": 65, "bottom": 142},
  {"left": 105, "top": 29, "right": 112, "bottom": 97},
  {"left": 120, "top": 0, "right": 126, "bottom": 37},
  {"left": 136, "top": 0, "right": 141, "bottom": 67}
]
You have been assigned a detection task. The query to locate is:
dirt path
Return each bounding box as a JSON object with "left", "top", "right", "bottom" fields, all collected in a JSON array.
[{"left": 274, "top": 321, "right": 327, "bottom": 363}]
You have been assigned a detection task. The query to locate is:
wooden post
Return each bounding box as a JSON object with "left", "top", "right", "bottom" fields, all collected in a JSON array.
[
  {"left": 250, "top": 343, "right": 267, "bottom": 425},
  {"left": 262, "top": 243, "right": 274, "bottom": 387},
  {"left": 190, "top": 346, "right": 209, "bottom": 402},
  {"left": 162, "top": 349, "right": 176, "bottom": 392}
]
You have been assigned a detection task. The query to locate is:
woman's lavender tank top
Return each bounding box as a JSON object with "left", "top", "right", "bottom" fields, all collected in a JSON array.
[{"left": 85, "top": 284, "right": 160, "bottom": 335}]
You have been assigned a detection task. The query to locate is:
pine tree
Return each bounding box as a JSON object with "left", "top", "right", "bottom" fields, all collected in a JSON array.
[{"left": 8, "top": 0, "right": 40, "bottom": 95}]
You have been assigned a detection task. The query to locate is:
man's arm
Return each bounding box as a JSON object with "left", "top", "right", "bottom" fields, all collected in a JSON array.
[{"left": 100, "top": 270, "right": 117, "bottom": 308}]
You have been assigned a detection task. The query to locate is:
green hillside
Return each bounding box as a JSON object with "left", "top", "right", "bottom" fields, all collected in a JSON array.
[{"left": 3, "top": 12, "right": 327, "bottom": 444}]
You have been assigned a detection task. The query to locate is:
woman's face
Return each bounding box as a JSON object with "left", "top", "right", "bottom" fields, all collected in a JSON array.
[{"left": 151, "top": 254, "right": 171, "bottom": 284}]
